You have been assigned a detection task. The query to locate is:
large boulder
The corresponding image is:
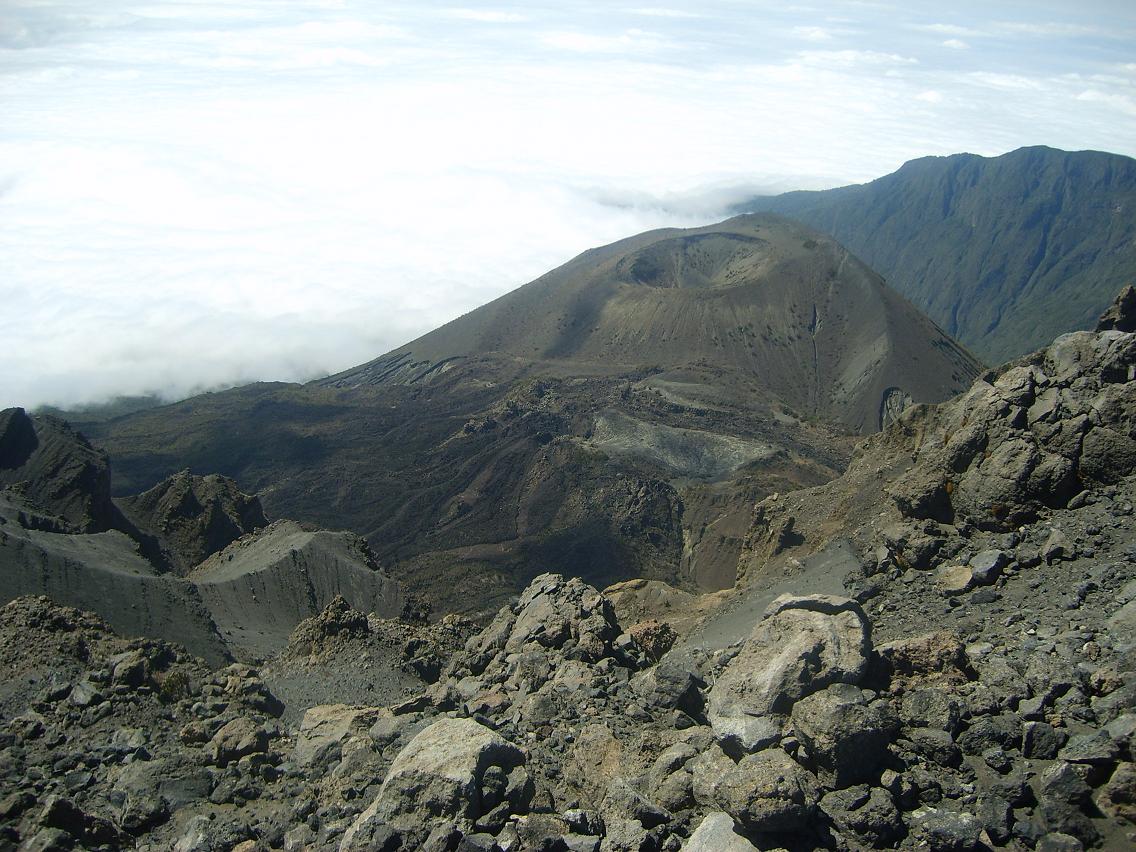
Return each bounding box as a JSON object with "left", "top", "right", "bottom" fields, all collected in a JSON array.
[
  {"left": 204, "top": 717, "right": 270, "bottom": 768},
  {"left": 790, "top": 683, "right": 899, "bottom": 787},
  {"left": 707, "top": 594, "right": 871, "bottom": 752},
  {"left": 339, "top": 717, "right": 525, "bottom": 850},
  {"left": 709, "top": 749, "right": 821, "bottom": 835},
  {"left": 293, "top": 704, "right": 383, "bottom": 768},
  {"left": 683, "top": 812, "right": 760, "bottom": 851}
]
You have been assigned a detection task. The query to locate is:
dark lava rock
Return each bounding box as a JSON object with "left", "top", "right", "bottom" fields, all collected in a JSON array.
[
  {"left": 907, "top": 806, "right": 981, "bottom": 852},
  {"left": 1096, "top": 284, "right": 1136, "bottom": 333},
  {"left": 791, "top": 683, "right": 898, "bottom": 787},
  {"left": 819, "top": 785, "right": 902, "bottom": 847}
]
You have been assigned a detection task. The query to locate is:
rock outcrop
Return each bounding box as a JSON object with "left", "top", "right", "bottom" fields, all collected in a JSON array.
[
  {"left": 0, "top": 411, "right": 404, "bottom": 664},
  {"left": 117, "top": 470, "right": 267, "bottom": 575},
  {"left": 0, "top": 408, "right": 116, "bottom": 534}
]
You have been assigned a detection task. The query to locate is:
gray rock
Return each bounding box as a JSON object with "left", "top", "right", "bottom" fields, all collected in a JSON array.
[
  {"left": 601, "top": 779, "right": 670, "bottom": 829},
  {"left": 36, "top": 795, "right": 124, "bottom": 848},
  {"left": 563, "top": 835, "right": 602, "bottom": 852},
  {"left": 1059, "top": 729, "right": 1120, "bottom": 765},
  {"left": 900, "top": 687, "right": 962, "bottom": 735},
  {"left": 707, "top": 594, "right": 870, "bottom": 752},
  {"left": 1023, "top": 721, "right": 1067, "bottom": 760},
  {"left": 907, "top": 807, "right": 981, "bottom": 852},
  {"left": 819, "top": 785, "right": 902, "bottom": 847},
  {"left": 21, "top": 828, "right": 73, "bottom": 852},
  {"left": 790, "top": 683, "right": 897, "bottom": 787},
  {"left": 904, "top": 728, "right": 962, "bottom": 769},
  {"left": 975, "top": 793, "right": 1013, "bottom": 845},
  {"left": 294, "top": 704, "right": 383, "bottom": 768},
  {"left": 1043, "top": 528, "right": 1073, "bottom": 563},
  {"left": 969, "top": 549, "right": 1008, "bottom": 584},
  {"left": 1097, "top": 761, "right": 1136, "bottom": 823},
  {"left": 956, "top": 713, "right": 1021, "bottom": 755},
  {"left": 641, "top": 660, "right": 703, "bottom": 716},
  {"left": 985, "top": 746, "right": 1015, "bottom": 775},
  {"left": 1038, "top": 762, "right": 1098, "bottom": 846},
  {"left": 653, "top": 769, "right": 694, "bottom": 812},
  {"left": 339, "top": 717, "right": 525, "bottom": 851},
  {"left": 691, "top": 742, "right": 737, "bottom": 808},
  {"left": 205, "top": 717, "right": 269, "bottom": 767},
  {"left": 599, "top": 817, "right": 650, "bottom": 852},
  {"left": 937, "top": 564, "right": 974, "bottom": 595},
  {"left": 682, "top": 812, "right": 759, "bottom": 851},
  {"left": 68, "top": 681, "right": 102, "bottom": 708},
  {"left": 1036, "top": 833, "right": 1085, "bottom": 852},
  {"left": 456, "top": 833, "right": 498, "bottom": 852},
  {"left": 710, "top": 748, "right": 820, "bottom": 834}
]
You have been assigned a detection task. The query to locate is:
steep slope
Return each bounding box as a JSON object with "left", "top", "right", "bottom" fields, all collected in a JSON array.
[
  {"left": 2, "top": 301, "right": 1134, "bottom": 852},
  {"left": 0, "top": 408, "right": 116, "bottom": 534},
  {"left": 82, "top": 217, "right": 978, "bottom": 615},
  {"left": 329, "top": 214, "right": 979, "bottom": 434},
  {"left": 0, "top": 409, "right": 403, "bottom": 663},
  {"left": 190, "top": 520, "right": 404, "bottom": 660},
  {"left": 740, "top": 146, "right": 1136, "bottom": 363},
  {"left": 0, "top": 492, "right": 233, "bottom": 665},
  {"left": 735, "top": 291, "right": 1136, "bottom": 591}
]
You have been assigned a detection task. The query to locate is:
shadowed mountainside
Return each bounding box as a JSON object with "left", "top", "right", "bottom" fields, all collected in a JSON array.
[
  {"left": 0, "top": 408, "right": 403, "bottom": 663},
  {"left": 739, "top": 146, "right": 1136, "bottom": 364}
]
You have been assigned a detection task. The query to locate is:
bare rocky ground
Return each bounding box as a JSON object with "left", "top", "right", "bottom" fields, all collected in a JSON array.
[{"left": 1, "top": 298, "right": 1134, "bottom": 850}]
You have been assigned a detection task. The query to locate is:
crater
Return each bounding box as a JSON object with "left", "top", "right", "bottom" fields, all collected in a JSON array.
[{"left": 620, "top": 233, "right": 772, "bottom": 290}]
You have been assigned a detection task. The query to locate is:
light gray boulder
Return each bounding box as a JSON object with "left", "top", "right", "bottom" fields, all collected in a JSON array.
[
  {"left": 339, "top": 717, "right": 525, "bottom": 851},
  {"left": 707, "top": 594, "right": 871, "bottom": 752},
  {"left": 682, "top": 812, "right": 759, "bottom": 851}
]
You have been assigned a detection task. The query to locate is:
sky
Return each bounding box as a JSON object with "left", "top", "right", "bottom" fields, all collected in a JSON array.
[{"left": 2, "top": 1, "right": 1135, "bottom": 410}]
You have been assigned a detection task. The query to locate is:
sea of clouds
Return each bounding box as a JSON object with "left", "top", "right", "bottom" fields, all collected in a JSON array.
[{"left": 2, "top": 0, "right": 1134, "bottom": 409}]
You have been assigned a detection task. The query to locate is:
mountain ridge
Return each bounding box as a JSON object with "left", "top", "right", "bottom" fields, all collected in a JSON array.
[
  {"left": 738, "top": 145, "right": 1136, "bottom": 363},
  {"left": 325, "top": 213, "right": 980, "bottom": 434}
]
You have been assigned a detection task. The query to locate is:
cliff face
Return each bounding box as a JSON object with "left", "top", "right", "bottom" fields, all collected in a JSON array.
[{"left": 0, "top": 409, "right": 402, "bottom": 665}]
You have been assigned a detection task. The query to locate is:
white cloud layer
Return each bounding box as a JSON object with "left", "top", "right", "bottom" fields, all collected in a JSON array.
[{"left": 2, "top": 0, "right": 1135, "bottom": 409}]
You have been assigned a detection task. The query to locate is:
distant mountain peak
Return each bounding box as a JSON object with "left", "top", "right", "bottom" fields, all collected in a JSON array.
[
  {"left": 327, "top": 214, "right": 980, "bottom": 434},
  {"left": 739, "top": 146, "right": 1136, "bottom": 363}
]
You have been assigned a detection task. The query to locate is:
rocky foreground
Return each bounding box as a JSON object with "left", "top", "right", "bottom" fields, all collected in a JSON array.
[
  {"left": 2, "top": 303, "right": 1135, "bottom": 850},
  {"left": 1, "top": 525, "right": 1134, "bottom": 852}
]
